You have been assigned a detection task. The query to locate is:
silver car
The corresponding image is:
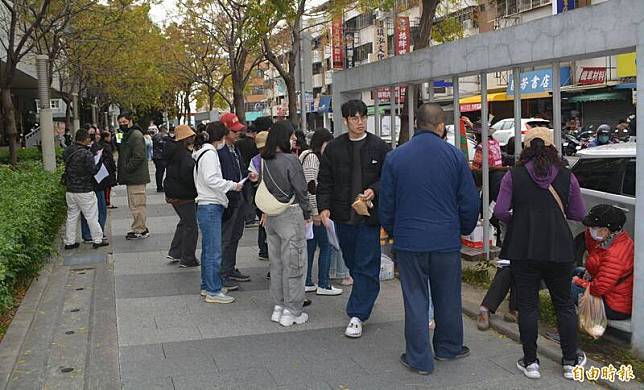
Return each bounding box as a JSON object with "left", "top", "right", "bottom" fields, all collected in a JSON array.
[{"left": 569, "top": 142, "right": 636, "bottom": 263}]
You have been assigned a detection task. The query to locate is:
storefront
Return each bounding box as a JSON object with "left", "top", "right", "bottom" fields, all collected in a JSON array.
[{"left": 565, "top": 89, "right": 635, "bottom": 128}]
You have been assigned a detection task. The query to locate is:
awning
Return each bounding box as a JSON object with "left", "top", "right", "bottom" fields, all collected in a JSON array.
[
  {"left": 567, "top": 91, "right": 630, "bottom": 103},
  {"left": 615, "top": 83, "right": 637, "bottom": 90},
  {"left": 458, "top": 92, "right": 551, "bottom": 112},
  {"left": 318, "top": 95, "right": 332, "bottom": 113}
]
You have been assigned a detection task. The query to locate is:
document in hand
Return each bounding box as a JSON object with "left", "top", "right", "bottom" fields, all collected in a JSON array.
[{"left": 326, "top": 220, "right": 341, "bottom": 250}]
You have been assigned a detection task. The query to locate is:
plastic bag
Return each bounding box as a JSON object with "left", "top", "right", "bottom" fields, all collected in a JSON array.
[{"left": 578, "top": 288, "right": 607, "bottom": 339}]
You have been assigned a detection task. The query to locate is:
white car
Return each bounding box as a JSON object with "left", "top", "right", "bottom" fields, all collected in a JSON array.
[
  {"left": 491, "top": 118, "right": 551, "bottom": 147},
  {"left": 569, "top": 142, "right": 636, "bottom": 263},
  {"left": 446, "top": 125, "right": 476, "bottom": 161}
]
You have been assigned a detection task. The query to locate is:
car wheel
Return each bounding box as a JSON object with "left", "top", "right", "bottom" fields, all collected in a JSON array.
[{"left": 574, "top": 232, "right": 587, "bottom": 267}]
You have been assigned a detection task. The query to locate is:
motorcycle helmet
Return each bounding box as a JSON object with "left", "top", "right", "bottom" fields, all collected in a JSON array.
[
  {"left": 582, "top": 204, "right": 626, "bottom": 233},
  {"left": 596, "top": 124, "right": 612, "bottom": 145}
]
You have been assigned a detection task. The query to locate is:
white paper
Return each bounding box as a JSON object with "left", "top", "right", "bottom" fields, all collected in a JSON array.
[
  {"left": 238, "top": 176, "right": 249, "bottom": 186},
  {"left": 326, "top": 220, "right": 341, "bottom": 250},
  {"left": 305, "top": 221, "right": 314, "bottom": 240},
  {"left": 94, "top": 148, "right": 103, "bottom": 164},
  {"left": 94, "top": 163, "right": 109, "bottom": 183}
]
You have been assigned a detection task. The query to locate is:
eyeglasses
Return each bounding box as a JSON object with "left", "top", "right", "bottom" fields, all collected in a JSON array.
[{"left": 348, "top": 115, "right": 367, "bottom": 123}]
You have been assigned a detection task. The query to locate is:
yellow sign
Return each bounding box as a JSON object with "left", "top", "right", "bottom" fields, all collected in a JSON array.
[
  {"left": 572, "top": 364, "right": 635, "bottom": 383},
  {"left": 617, "top": 53, "right": 636, "bottom": 78}
]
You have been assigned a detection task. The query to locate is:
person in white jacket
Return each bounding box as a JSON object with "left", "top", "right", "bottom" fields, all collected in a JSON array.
[{"left": 192, "top": 122, "right": 243, "bottom": 304}]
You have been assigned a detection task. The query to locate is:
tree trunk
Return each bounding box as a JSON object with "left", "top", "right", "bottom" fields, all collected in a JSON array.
[
  {"left": 183, "top": 90, "right": 191, "bottom": 125},
  {"left": 232, "top": 78, "right": 245, "bottom": 122},
  {"left": 1, "top": 88, "right": 18, "bottom": 166},
  {"left": 285, "top": 75, "right": 298, "bottom": 127},
  {"left": 207, "top": 89, "right": 214, "bottom": 111},
  {"left": 398, "top": 0, "right": 439, "bottom": 145}
]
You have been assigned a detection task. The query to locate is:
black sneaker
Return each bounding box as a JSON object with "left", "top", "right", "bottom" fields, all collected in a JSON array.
[
  {"left": 258, "top": 255, "right": 269, "bottom": 261},
  {"left": 93, "top": 241, "right": 109, "bottom": 249},
  {"left": 179, "top": 261, "right": 200, "bottom": 268},
  {"left": 228, "top": 269, "right": 250, "bottom": 282},
  {"left": 400, "top": 353, "right": 431, "bottom": 375},
  {"left": 82, "top": 238, "right": 93, "bottom": 244},
  {"left": 265, "top": 272, "right": 271, "bottom": 280},
  {"left": 64, "top": 243, "right": 80, "bottom": 250},
  {"left": 303, "top": 298, "right": 312, "bottom": 307},
  {"left": 435, "top": 346, "right": 470, "bottom": 361},
  {"left": 222, "top": 277, "right": 240, "bottom": 291}
]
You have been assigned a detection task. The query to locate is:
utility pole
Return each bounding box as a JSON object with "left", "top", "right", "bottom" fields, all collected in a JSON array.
[
  {"left": 36, "top": 55, "right": 56, "bottom": 172},
  {"left": 298, "top": 18, "right": 307, "bottom": 132}
]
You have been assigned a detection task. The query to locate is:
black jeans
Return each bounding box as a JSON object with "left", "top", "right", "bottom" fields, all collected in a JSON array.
[
  {"left": 168, "top": 202, "right": 198, "bottom": 266},
  {"left": 153, "top": 159, "right": 167, "bottom": 191},
  {"left": 481, "top": 266, "right": 517, "bottom": 313},
  {"left": 221, "top": 201, "right": 245, "bottom": 276},
  {"left": 512, "top": 260, "right": 578, "bottom": 365}
]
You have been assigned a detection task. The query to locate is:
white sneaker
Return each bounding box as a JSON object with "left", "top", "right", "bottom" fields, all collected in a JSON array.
[
  {"left": 271, "top": 305, "right": 283, "bottom": 323},
  {"left": 201, "top": 288, "right": 227, "bottom": 297},
  {"left": 316, "top": 285, "right": 343, "bottom": 296},
  {"left": 279, "top": 309, "right": 309, "bottom": 327},
  {"left": 305, "top": 284, "right": 317, "bottom": 293},
  {"left": 563, "top": 351, "right": 587, "bottom": 380},
  {"left": 205, "top": 292, "right": 235, "bottom": 304},
  {"left": 345, "top": 317, "right": 363, "bottom": 338},
  {"left": 517, "top": 359, "right": 541, "bottom": 379}
]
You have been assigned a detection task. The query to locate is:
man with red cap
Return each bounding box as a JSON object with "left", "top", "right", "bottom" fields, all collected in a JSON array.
[{"left": 218, "top": 113, "right": 252, "bottom": 285}]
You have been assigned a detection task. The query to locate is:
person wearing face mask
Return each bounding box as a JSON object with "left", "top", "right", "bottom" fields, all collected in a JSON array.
[
  {"left": 218, "top": 112, "right": 252, "bottom": 286},
  {"left": 163, "top": 125, "right": 200, "bottom": 268},
  {"left": 589, "top": 124, "right": 613, "bottom": 147},
  {"left": 379, "top": 103, "right": 479, "bottom": 375},
  {"left": 192, "top": 122, "right": 244, "bottom": 303},
  {"left": 117, "top": 112, "right": 150, "bottom": 240},
  {"left": 494, "top": 127, "right": 587, "bottom": 380},
  {"left": 571, "top": 205, "right": 633, "bottom": 321}
]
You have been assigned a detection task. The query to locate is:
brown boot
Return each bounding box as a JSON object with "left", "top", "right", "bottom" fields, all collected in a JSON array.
[
  {"left": 477, "top": 309, "right": 490, "bottom": 331},
  {"left": 503, "top": 310, "right": 518, "bottom": 323}
]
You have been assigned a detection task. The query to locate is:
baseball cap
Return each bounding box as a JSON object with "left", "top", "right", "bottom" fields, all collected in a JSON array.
[
  {"left": 255, "top": 131, "right": 269, "bottom": 148},
  {"left": 220, "top": 112, "right": 245, "bottom": 132}
]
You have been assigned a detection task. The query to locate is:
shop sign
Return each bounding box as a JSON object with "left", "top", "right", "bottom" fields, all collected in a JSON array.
[
  {"left": 553, "top": 0, "right": 575, "bottom": 14},
  {"left": 617, "top": 53, "right": 636, "bottom": 78},
  {"left": 371, "top": 87, "right": 407, "bottom": 104},
  {"left": 394, "top": 16, "right": 410, "bottom": 56},
  {"left": 579, "top": 67, "right": 607, "bottom": 85},
  {"left": 374, "top": 19, "right": 387, "bottom": 61},
  {"left": 345, "top": 32, "right": 355, "bottom": 68},
  {"left": 507, "top": 67, "right": 571, "bottom": 95},
  {"left": 460, "top": 103, "right": 482, "bottom": 113},
  {"left": 332, "top": 17, "right": 344, "bottom": 70}
]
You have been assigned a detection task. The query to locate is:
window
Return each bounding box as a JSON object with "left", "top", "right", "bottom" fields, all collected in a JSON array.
[
  {"left": 50, "top": 99, "right": 61, "bottom": 109},
  {"left": 312, "top": 63, "right": 323, "bottom": 75},
  {"left": 572, "top": 158, "right": 627, "bottom": 195},
  {"left": 622, "top": 160, "right": 636, "bottom": 196},
  {"left": 251, "top": 86, "right": 264, "bottom": 96},
  {"left": 354, "top": 43, "right": 372, "bottom": 63}
]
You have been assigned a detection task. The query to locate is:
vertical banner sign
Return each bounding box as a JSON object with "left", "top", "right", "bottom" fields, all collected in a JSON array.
[
  {"left": 345, "top": 32, "right": 355, "bottom": 68},
  {"left": 332, "top": 17, "right": 344, "bottom": 70},
  {"left": 394, "top": 16, "right": 410, "bottom": 55},
  {"left": 375, "top": 19, "right": 387, "bottom": 61},
  {"left": 553, "top": 0, "right": 576, "bottom": 14}
]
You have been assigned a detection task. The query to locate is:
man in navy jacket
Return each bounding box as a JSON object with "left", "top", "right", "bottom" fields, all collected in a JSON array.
[{"left": 379, "top": 103, "right": 479, "bottom": 375}]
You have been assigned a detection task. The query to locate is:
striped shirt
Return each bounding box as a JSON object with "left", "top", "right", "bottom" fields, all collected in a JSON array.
[{"left": 299, "top": 149, "right": 320, "bottom": 216}]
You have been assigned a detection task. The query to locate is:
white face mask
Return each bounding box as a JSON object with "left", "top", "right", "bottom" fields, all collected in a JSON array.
[
  {"left": 589, "top": 227, "right": 604, "bottom": 241},
  {"left": 216, "top": 142, "right": 225, "bottom": 150}
]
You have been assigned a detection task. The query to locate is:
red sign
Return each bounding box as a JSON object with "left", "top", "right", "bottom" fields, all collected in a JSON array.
[
  {"left": 332, "top": 17, "right": 344, "bottom": 70},
  {"left": 460, "top": 103, "right": 482, "bottom": 113},
  {"left": 579, "top": 67, "right": 606, "bottom": 85},
  {"left": 394, "top": 16, "right": 411, "bottom": 56},
  {"left": 371, "top": 87, "right": 407, "bottom": 104}
]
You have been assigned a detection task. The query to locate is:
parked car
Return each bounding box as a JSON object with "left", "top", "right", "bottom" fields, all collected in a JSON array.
[
  {"left": 569, "top": 142, "right": 636, "bottom": 264},
  {"left": 491, "top": 118, "right": 551, "bottom": 147},
  {"left": 445, "top": 124, "right": 476, "bottom": 161}
]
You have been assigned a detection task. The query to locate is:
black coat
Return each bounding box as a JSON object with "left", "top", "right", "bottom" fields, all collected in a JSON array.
[
  {"left": 63, "top": 143, "right": 102, "bottom": 193},
  {"left": 152, "top": 132, "right": 170, "bottom": 161},
  {"left": 163, "top": 140, "right": 197, "bottom": 200},
  {"left": 317, "top": 133, "right": 391, "bottom": 226},
  {"left": 94, "top": 141, "right": 117, "bottom": 190}
]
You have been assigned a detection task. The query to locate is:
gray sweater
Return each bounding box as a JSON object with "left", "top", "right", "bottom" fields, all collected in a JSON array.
[{"left": 261, "top": 153, "right": 311, "bottom": 219}]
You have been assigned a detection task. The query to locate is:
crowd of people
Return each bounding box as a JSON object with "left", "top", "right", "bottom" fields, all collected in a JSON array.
[{"left": 60, "top": 100, "right": 634, "bottom": 382}]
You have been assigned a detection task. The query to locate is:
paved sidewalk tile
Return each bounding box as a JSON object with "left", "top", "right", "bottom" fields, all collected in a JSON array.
[{"left": 108, "top": 174, "right": 594, "bottom": 390}]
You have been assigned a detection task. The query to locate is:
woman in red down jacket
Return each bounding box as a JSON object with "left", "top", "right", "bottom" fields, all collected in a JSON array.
[{"left": 572, "top": 205, "right": 634, "bottom": 320}]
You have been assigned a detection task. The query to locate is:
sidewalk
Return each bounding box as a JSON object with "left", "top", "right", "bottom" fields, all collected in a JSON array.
[
  {"left": 109, "top": 175, "right": 591, "bottom": 389},
  {"left": 0, "top": 166, "right": 595, "bottom": 389}
]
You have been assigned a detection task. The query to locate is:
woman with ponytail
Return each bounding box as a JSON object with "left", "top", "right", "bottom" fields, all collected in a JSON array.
[
  {"left": 494, "top": 127, "right": 586, "bottom": 380},
  {"left": 192, "top": 121, "right": 243, "bottom": 304}
]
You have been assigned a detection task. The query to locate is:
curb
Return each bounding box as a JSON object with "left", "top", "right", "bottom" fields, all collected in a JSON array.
[
  {"left": 461, "top": 298, "right": 639, "bottom": 390},
  {"left": 0, "top": 260, "right": 54, "bottom": 390}
]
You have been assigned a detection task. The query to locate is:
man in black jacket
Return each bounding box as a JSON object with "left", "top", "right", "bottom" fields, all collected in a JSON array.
[
  {"left": 63, "top": 129, "right": 109, "bottom": 250},
  {"left": 152, "top": 125, "right": 170, "bottom": 192},
  {"left": 317, "top": 99, "right": 391, "bottom": 338}
]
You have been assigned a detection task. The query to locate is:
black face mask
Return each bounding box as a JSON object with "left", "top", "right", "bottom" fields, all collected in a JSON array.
[
  {"left": 119, "top": 124, "right": 128, "bottom": 132},
  {"left": 441, "top": 127, "right": 448, "bottom": 140}
]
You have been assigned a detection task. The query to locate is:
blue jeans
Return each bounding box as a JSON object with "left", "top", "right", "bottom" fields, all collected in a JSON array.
[
  {"left": 306, "top": 223, "right": 332, "bottom": 289},
  {"left": 335, "top": 223, "right": 381, "bottom": 322},
  {"left": 196, "top": 204, "right": 224, "bottom": 295},
  {"left": 397, "top": 250, "right": 464, "bottom": 373},
  {"left": 81, "top": 190, "right": 106, "bottom": 241}
]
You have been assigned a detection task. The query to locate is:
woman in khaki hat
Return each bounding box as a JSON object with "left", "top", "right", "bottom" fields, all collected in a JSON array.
[{"left": 163, "top": 125, "right": 200, "bottom": 268}]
